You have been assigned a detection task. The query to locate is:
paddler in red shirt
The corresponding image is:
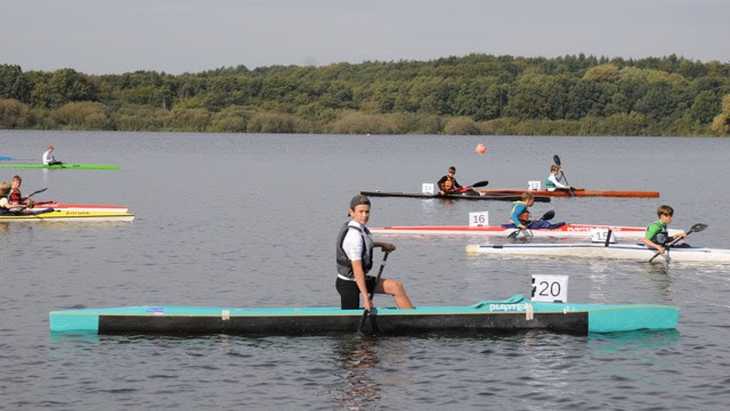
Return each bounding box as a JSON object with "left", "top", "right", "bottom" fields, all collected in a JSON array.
[
  {"left": 437, "top": 166, "right": 462, "bottom": 194},
  {"left": 7, "top": 175, "right": 34, "bottom": 207}
]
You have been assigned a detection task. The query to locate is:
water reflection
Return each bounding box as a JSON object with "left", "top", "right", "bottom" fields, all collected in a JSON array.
[
  {"left": 333, "top": 336, "right": 382, "bottom": 410},
  {"left": 588, "top": 329, "right": 680, "bottom": 353}
]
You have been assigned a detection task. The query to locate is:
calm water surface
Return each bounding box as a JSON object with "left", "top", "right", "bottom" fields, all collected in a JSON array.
[{"left": 1, "top": 130, "right": 730, "bottom": 410}]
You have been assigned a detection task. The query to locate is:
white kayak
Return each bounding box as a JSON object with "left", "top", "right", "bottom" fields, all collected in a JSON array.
[
  {"left": 465, "top": 242, "right": 730, "bottom": 263},
  {"left": 372, "top": 224, "right": 681, "bottom": 240}
]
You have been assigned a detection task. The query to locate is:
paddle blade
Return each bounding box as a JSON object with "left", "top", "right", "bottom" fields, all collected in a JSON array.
[
  {"left": 553, "top": 154, "right": 561, "bottom": 166},
  {"left": 540, "top": 210, "right": 555, "bottom": 221},
  {"left": 688, "top": 223, "right": 708, "bottom": 234},
  {"left": 28, "top": 187, "right": 48, "bottom": 198},
  {"left": 471, "top": 180, "right": 489, "bottom": 188}
]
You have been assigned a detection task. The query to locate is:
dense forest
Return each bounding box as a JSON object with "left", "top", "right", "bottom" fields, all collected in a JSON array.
[{"left": 1, "top": 54, "right": 729, "bottom": 136}]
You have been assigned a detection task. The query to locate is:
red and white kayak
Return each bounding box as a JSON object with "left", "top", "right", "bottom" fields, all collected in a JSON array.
[
  {"left": 371, "top": 224, "right": 681, "bottom": 241},
  {"left": 31, "top": 201, "right": 129, "bottom": 213}
]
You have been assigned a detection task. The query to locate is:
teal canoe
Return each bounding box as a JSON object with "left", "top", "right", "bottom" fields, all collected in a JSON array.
[
  {"left": 0, "top": 162, "right": 119, "bottom": 170},
  {"left": 0, "top": 155, "right": 13, "bottom": 161},
  {"left": 49, "top": 295, "right": 679, "bottom": 336}
]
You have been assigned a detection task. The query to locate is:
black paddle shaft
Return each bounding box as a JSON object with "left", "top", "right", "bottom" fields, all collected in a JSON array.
[{"left": 359, "top": 251, "right": 390, "bottom": 335}]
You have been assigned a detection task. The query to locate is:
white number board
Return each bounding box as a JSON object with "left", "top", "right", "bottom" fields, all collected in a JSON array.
[
  {"left": 590, "top": 228, "right": 615, "bottom": 243},
  {"left": 468, "top": 211, "right": 489, "bottom": 227},
  {"left": 531, "top": 274, "right": 569, "bottom": 303},
  {"left": 528, "top": 180, "right": 542, "bottom": 191},
  {"left": 422, "top": 183, "right": 435, "bottom": 195}
]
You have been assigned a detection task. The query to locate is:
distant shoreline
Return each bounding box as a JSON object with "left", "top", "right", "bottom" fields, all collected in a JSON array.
[{"left": 2, "top": 53, "right": 729, "bottom": 136}]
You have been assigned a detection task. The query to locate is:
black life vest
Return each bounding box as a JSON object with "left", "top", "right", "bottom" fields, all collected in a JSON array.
[{"left": 336, "top": 222, "right": 373, "bottom": 279}]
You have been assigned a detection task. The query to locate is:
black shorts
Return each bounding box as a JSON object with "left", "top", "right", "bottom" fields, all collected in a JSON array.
[{"left": 336, "top": 276, "right": 377, "bottom": 309}]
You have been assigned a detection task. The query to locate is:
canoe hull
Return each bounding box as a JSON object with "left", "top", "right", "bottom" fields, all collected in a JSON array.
[
  {"left": 466, "top": 243, "right": 730, "bottom": 263},
  {"left": 49, "top": 295, "right": 678, "bottom": 336},
  {"left": 372, "top": 224, "right": 681, "bottom": 240},
  {"left": 478, "top": 188, "right": 660, "bottom": 198},
  {"left": 360, "top": 191, "right": 551, "bottom": 203}
]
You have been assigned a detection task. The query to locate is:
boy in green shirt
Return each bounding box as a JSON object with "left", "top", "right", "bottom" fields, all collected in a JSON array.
[{"left": 641, "top": 205, "right": 687, "bottom": 254}]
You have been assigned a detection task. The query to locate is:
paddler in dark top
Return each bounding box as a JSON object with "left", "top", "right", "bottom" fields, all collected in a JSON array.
[
  {"left": 641, "top": 205, "right": 687, "bottom": 254},
  {"left": 336, "top": 194, "right": 414, "bottom": 311},
  {"left": 437, "top": 166, "right": 462, "bottom": 194}
]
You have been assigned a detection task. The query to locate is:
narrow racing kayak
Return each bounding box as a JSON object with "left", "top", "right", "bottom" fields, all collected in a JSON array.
[
  {"left": 478, "top": 188, "right": 659, "bottom": 198},
  {"left": 49, "top": 294, "right": 678, "bottom": 335},
  {"left": 372, "top": 224, "right": 681, "bottom": 240},
  {"left": 31, "top": 201, "right": 129, "bottom": 214},
  {"left": 360, "top": 190, "right": 551, "bottom": 203},
  {"left": 0, "top": 209, "right": 134, "bottom": 222},
  {"left": 466, "top": 242, "right": 730, "bottom": 263},
  {"left": 0, "top": 163, "right": 119, "bottom": 170}
]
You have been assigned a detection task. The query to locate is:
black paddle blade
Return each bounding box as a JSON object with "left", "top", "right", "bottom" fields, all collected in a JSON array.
[
  {"left": 553, "top": 155, "right": 561, "bottom": 166},
  {"left": 471, "top": 180, "right": 489, "bottom": 188},
  {"left": 689, "top": 223, "right": 708, "bottom": 234},
  {"left": 541, "top": 210, "right": 555, "bottom": 221},
  {"left": 358, "top": 309, "right": 379, "bottom": 336},
  {"left": 28, "top": 187, "right": 48, "bottom": 198}
]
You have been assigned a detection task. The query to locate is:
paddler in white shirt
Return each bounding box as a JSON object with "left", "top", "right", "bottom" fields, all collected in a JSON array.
[
  {"left": 42, "top": 145, "right": 63, "bottom": 166},
  {"left": 544, "top": 165, "right": 573, "bottom": 192},
  {"left": 336, "top": 194, "right": 414, "bottom": 311}
]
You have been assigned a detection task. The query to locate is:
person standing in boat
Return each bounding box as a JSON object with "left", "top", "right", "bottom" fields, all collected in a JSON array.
[
  {"left": 641, "top": 205, "right": 687, "bottom": 254},
  {"left": 510, "top": 192, "right": 535, "bottom": 230},
  {"left": 437, "top": 166, "right": 462, "bottom": 194},
  {"left": 42, "top": 145, "right": 63, "bottom": 166},
  {"left": 336, "top": 194, "right": 414, "bottom": 311},
  {"left": 544, "top": 165, "right": 572, "bottom": 192}
]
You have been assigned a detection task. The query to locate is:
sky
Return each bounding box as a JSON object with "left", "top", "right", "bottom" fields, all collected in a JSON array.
[{"left": 2, "top": 0, "right": 729, "bottom": 74}]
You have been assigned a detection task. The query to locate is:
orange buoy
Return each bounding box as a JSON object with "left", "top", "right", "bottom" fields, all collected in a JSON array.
[{"left": 475, "top": 143, "right": 487, "bottom": 155}]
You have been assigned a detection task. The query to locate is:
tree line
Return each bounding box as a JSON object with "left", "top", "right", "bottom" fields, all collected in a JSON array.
[{"left": 1, "top": 53, "right": 729, "bottom": 136}]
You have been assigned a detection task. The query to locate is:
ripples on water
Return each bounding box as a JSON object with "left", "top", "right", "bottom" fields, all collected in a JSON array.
[{"left": 2, "top": 131, "right": 730, "bottom": 409}]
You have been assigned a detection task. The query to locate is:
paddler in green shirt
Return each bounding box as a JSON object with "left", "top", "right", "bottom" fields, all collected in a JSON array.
[{"left": 641, "top": 205, "right": 687, "bottom": 254}]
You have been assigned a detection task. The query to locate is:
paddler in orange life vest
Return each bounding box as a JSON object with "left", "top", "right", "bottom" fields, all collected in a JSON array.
[
  {"left": 437, "top": 166, "right": 462, "bottom": 194},
  {"left": 7, "top": 175, "right": 34, "bottom": 207},
  {"left": 336, "top": 194, "right": 414, "bottom": 311}
]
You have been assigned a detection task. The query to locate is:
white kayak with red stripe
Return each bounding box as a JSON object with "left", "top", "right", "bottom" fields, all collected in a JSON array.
[{"left": 371, "top": 224, "right": 681, "bottom": 241}]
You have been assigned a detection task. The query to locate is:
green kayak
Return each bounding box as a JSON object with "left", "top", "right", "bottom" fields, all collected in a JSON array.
[{"left": 0, "top": 163, "right": 119, "bottom": 170}]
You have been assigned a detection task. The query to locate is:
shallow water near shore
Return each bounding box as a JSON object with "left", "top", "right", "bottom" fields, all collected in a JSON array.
[{"left": 2, "top": 130, "right": 730, "bottom": 410}]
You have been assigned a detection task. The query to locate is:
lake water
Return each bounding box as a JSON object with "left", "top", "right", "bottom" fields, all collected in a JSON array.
[{"left": 1, "top": 130, "right": 729, "bottom": 410}]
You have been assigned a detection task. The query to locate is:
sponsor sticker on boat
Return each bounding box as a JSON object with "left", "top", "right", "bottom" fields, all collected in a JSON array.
[{"left": 489, "top": 303, "right": 529, "bottom": 312}]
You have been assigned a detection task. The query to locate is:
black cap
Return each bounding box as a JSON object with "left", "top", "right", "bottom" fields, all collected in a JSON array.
[{"left": 350, "top": 194, "right": 371, "bottom": 209}]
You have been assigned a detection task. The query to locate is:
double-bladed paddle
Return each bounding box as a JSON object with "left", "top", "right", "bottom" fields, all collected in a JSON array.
[
  {"left": 507, "top": 210, "right": 556, "bottom": 240},
  {"left": 27, "top": 187, "right": 48, "bottom": 199},
  {"left": 648, "top": 223, "right": 708, "bottom": 263},
  {"left": 358, "top": 251, "right": 390, "bottom": 336}
]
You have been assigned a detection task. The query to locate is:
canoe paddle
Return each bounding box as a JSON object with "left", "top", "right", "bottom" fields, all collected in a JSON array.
[
  {"left": 648, "top": 223, "right": 708, "bottom": 263},
  {"left": 507, "top": 210, "right": 556, "bottom": 240},
  {"left": 358, "top": 251, "right": 390, "bottom": 336}
]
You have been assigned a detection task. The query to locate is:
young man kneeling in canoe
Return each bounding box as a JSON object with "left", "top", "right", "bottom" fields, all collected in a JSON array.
[
  {"left": 336, "top": 194, "right": 414, "bottom": 311},
  {"left": 641, "top": 205, "right": 687, "bottom": 254}
]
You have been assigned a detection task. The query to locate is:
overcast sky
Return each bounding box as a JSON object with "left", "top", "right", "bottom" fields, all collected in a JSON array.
[{"left": 2, "top": 0, "right": 729, "bottom": 74}]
